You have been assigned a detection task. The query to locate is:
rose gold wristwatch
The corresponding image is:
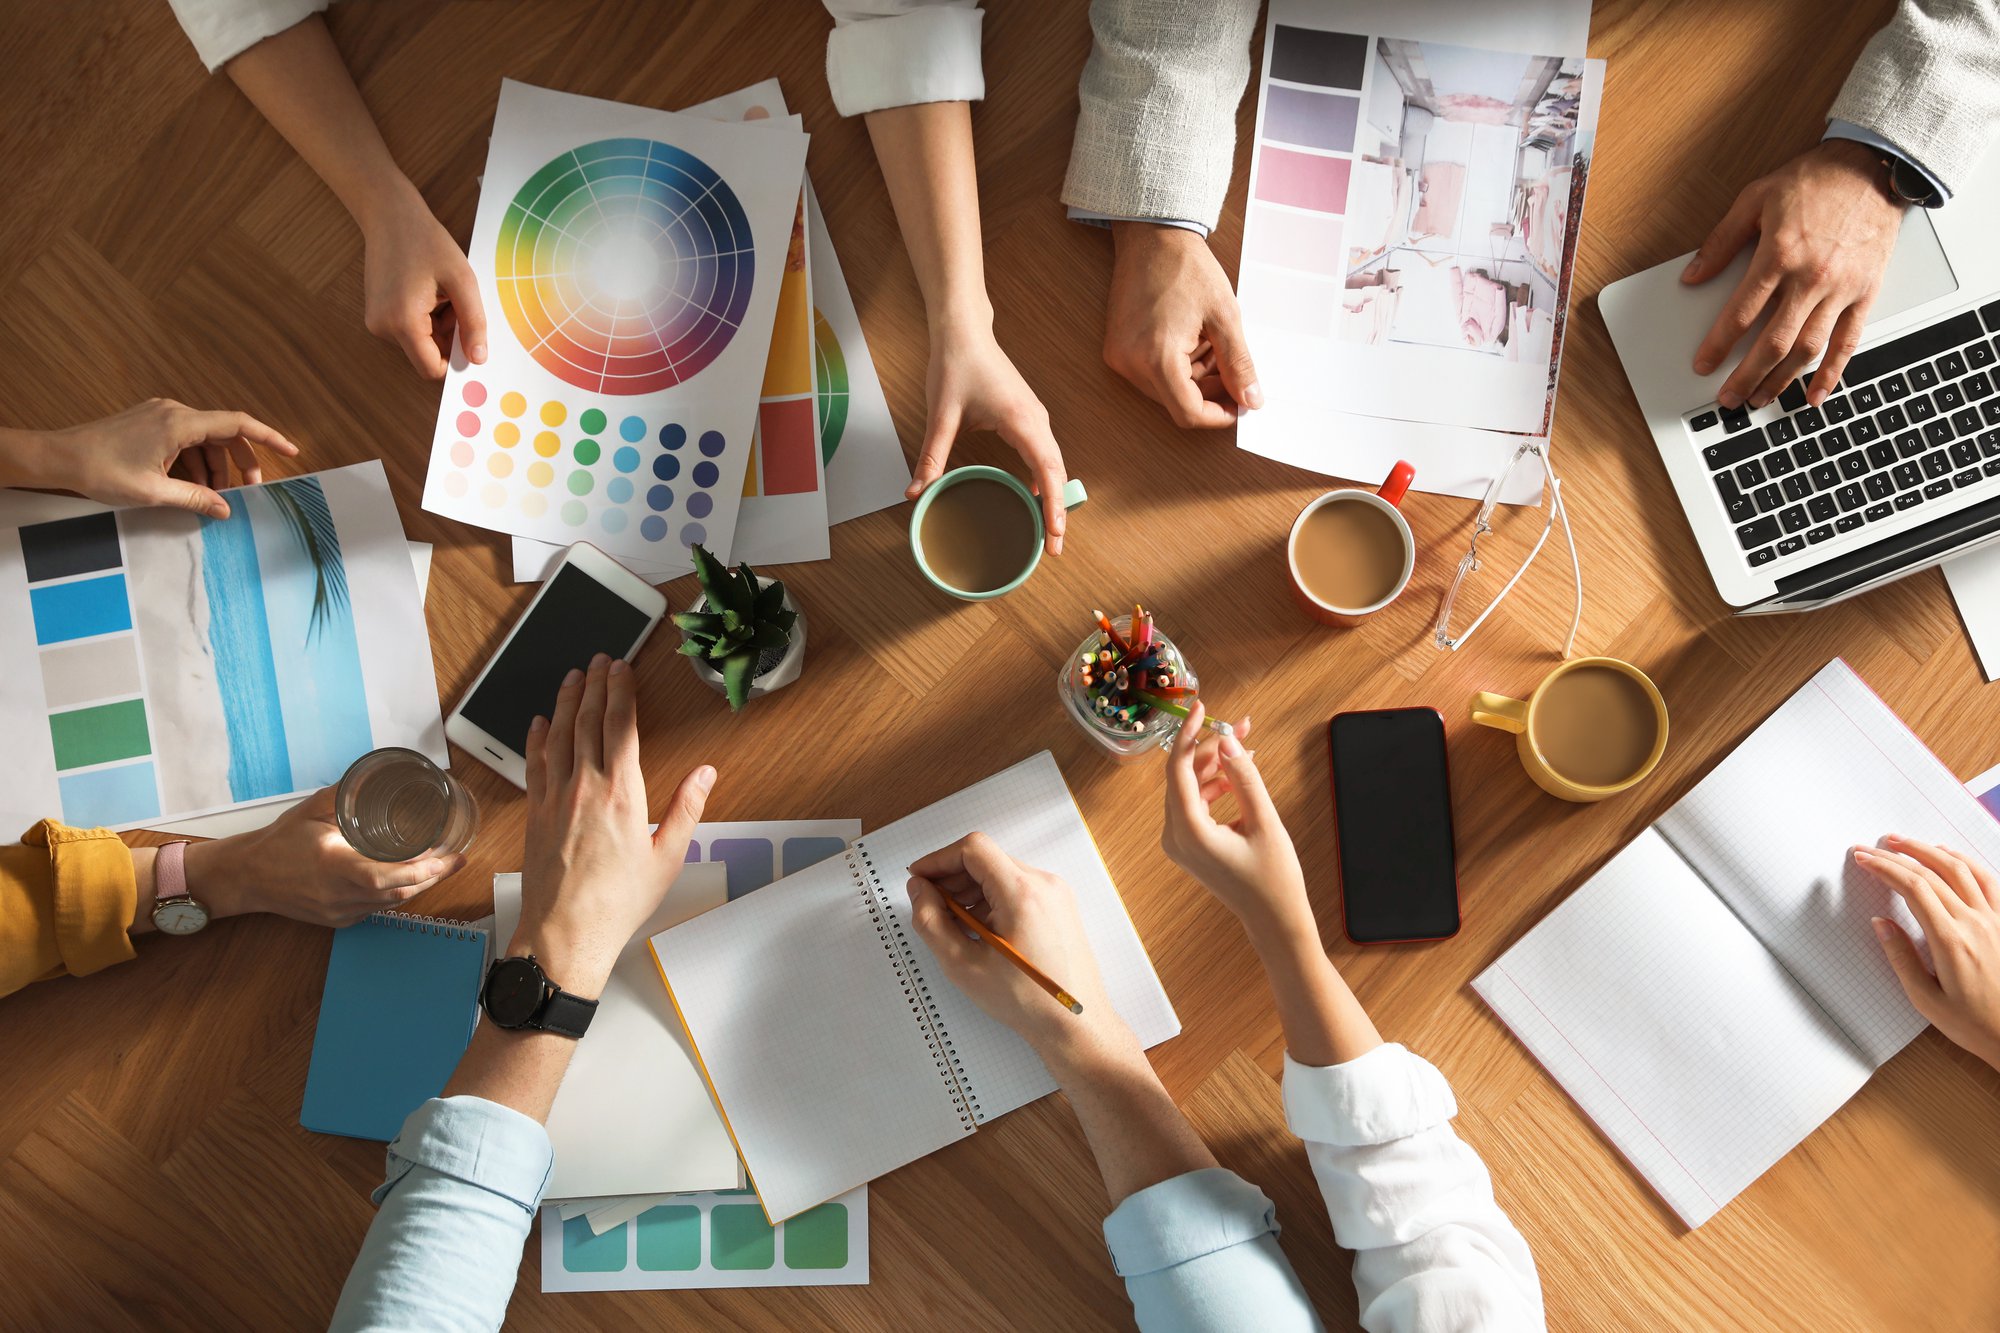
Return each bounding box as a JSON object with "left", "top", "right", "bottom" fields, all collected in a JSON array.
[{"left": 150, "top": 841, "right": 211, "bottom": 936}]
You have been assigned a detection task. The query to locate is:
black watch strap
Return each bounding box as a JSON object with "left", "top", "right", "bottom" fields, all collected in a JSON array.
[{"left": 536, "top": 988, "right": 598, "bottom": 1039}]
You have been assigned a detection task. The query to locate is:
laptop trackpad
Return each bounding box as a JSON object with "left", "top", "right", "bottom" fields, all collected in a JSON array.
[{"left": 1872, "top": 209, "right": 1957, "bottom": 328}]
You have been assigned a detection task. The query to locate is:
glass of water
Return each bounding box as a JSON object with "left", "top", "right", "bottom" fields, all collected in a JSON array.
[{"left": 334, "top": 748, "right": 478, "bottom": 862}]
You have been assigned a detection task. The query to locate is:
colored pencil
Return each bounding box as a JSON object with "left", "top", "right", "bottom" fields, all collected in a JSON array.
[
  {"left": 1091, "top": 608, "right": 1132, "bottom": 656},
  {"left": 1134, "top": 690, "right": 1235, "bottom": 737},
  {"left": 937, "top": 893, "right": 1083, "bottom": 1014}
]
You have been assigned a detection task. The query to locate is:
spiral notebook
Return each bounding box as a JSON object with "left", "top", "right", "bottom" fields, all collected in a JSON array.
[
  {"left": 302, "top": 911, "right": 490, "bottom": 1141},
  {"left": 1473, "top": 659, "right": 2000, "bottom": 1227},
  {"left": 649, "top": 751, "right": 1180, "bottom": 1222}
]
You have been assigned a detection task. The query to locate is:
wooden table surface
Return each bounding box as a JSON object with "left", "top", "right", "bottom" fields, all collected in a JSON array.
[{"left": 3, "top": 1, "right": 1997, "bottom": 1328}]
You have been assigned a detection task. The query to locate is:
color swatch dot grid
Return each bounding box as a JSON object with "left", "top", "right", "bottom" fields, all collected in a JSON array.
[
  {"left": 18, "top": 513, "right": 161, "bottom": 826},
  {"left": 441, "top": 381, "right": 725, "bottom": 547}
]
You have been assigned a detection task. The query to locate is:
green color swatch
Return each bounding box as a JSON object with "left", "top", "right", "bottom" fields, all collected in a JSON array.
[
  {"left": 574, "top": 438, "right": 601, "bottom": 466},
  {"left": 710, "top": 1205, "right": 775, "bottom": 1270},
  {"left": 562, "top": 1216, "right": 627, "bottom": 1273},
  {"left": 784, "top": 1203, "right": 849, "bottom": 1269},
  {"left": 635, "top": 1205, "right": 700, "bottom": 1271},
  {"left": 580, "top": 407, "right": 607, "bottom": 435},
  {"left": 48, "top": 698, "right": 149, "bottom": 771}
]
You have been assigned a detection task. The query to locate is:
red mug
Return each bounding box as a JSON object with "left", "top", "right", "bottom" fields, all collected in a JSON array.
[{"left": 1286, "top": 461, "right": 1417, "bottom": 626}]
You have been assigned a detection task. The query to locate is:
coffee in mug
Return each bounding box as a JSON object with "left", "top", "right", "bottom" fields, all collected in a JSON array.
[
  {"left": 918, "top": 477, "right": 1038, "bottom": 594},
  {"left": 1472, "top": 657, "right": 1669, "bottom": 802},
  {"left": 1286, "top": 461, "right": 1417, "bottom": 625}
]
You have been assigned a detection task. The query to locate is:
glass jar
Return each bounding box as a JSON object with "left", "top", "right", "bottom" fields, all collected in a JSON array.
[
  {"left": 335, "top": 747, "right": 479, "bottom": 861},
  {"left": 1057, "top": 616, "right": 1200, "bottom": 761}
]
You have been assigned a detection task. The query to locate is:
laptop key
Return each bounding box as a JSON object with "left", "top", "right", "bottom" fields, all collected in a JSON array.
[
  {"left": 1896, "top": 430, "right": 1925, "bottom": 458},
  {"left": 1849, "top": 416, "right": 1881, "bottom": 445},
  {"left": 1912, "top": 363, "right": 1941, "bottom": 391},
  {"left": 1795, "top": 403, "right": 1826, "bottom": 433},
  {"left": 1776, "top": 535, "right": 1807, "bottom": 556},
  {"left": 1755, "top": 484, "right": 1784, "bottom": 512},
  {"left": 1864, "top": 472, "right": 1895, "bottom": 501},
  {"left": 1881, "top": 372, "right": 1910, "bottom": 401},
  {"left": 1922, "top": 450, "right": 1953, "bottom": 478},
  {"left": 1852, "top": 384, "right": 1883, "bottom": 412},
  {"left": 1793, "top": 437, "right": 1823, "bottom": 465},
  {"left": 1865, "top": 440, "right": 1897, "bottom": 469},
  {"left": 1839, "top": 453, "right": 1869, "bottom": 480},
  {"left": 1779, "top": 380, "right": 1809, "bottom": 411},
  {"left": 1981, "top": 428, "right": 2000, "bottom": 457},
  {"left": 1878, "top": 404, "right": 1908, "bottom": 431},
  {"left": 1908, "top": 395, "right": 1939, "bottom": 423},
  {"left": 1937, "top": 383, "right": 1966, "bottom": 412},
  {"left": 1748, "top": 546, "right": 1777, "bottom": 566},
  {"left": 1985, "top": 399, "right": 2000, "bottom": 426},
  {"left": 1835, "top": 483, "right": 1865, "bottom": 512},
  {"left": 1737, "top": 516, "right": 1782, "bottom": 549},
  {"left": 1838, "top": 512, "right": 1868, "bottom": 532},
  {"left": 1939, "top": 350, "right": 1968, "bottom": 380},
  {"left": 1810, "top": 461, "right": 1841, "bottom": 489},
  {"left": 1806, "top": 524, "right": 1834, "bottom": 544},
  {"left": 1704, "top": 437, "right": 1764, "bottom": 471},
  {"left": 1896, "top": 491, "right": 1926, "bottom": 510},
  {"left": 1689, "top": 409, "right": 1720, "bottom": 432},
  {"left": 1824, "top": 395, "right": 1855, "bottom": 423},
  {"left": 1780, "top": 504, "right": 1811, "bottom": 532},
  {"left": 1736, "top": 459, "right": 1767, "bottom": 487},
  {"left": 1925, "top": 479, "right": 1956, "bottom": 499},
  {"left": 1782, "top": 474, "right": 1813, "bottom": 501},
  {"left": 1955, "top": 468, "right": 1982, "bottom": 489},
  {"left": 1843, "top": 310, "right": 1983, "bottom": 385},
  {"left": 1968, "top": 370, "right": 1994, "bottom": 398},
  {"left": 1764, "top": 449, "right": 1795, "bottom": 476},
  {"left": 1924, "top": 419, "right": 1955, "bottom": 448},
  {"left": 1951, "top": 439, "right": 1980, "bottom": 469},
  {"left": 1984, "top": 299, "right": 2000, "bottom": 332},
  {"left": 1765, "top": 417, "right": 1798, "bottom": 447},
  {"left": 1865, "top": 502, "right": 1895, "bottom": 521},
  {"left": 1822, "top": 426, "right": 1852, "bottom": 453},
  {"left": 1988, "top": 459, "right": 2000, "bottom": 478},
  {"left": 1892, "top": 461, "right": 1924, "bottom": 489},
  {"left": 1953, "top": 406, "right": 1982, "bottom": 435},
  {"left": 1971, "top": 341, "right": 1997, "bottom": 369},
  {"left": 1721, "top": 403, "right": 1752, "bottom": 432},
  {"left": 1806, "top": 494, "right": 1838, "bottom": 522}
]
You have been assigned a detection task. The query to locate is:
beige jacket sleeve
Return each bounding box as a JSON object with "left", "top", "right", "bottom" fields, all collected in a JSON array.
[
  {"left": 1828, "top": 0, "right": 2000, "bottom": 196},
  {"left": 1061, "top": 0, "right": 1262, "bottom": 230}
]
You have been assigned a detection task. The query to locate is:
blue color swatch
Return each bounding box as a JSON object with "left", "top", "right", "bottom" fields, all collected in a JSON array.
[{"left": 29, "top": 574, "right": 132, "bottom": 644}]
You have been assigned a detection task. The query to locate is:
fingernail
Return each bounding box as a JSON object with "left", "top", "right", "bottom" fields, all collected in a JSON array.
[
  {"left": 1242, "top": 381, "right": 1265, "bottom": 410},
  {"left": 1871, "top": 917, "right": 1893, "bottom": 940},
  {"left": 1694, "top": 357, "right": 1715, "bottom": 375},
  {"left": 563, "top": 668, "right": 583, "bottom": 686},
  {"left": 1051, "top": 534, "right": 1063, "bottom": 555},
  {"left": 1681, "top": 258, "right": 1701, "bottom": 281},
  {"left": 590, "top": 652, "right": 609, "bottom": 669},
  {"left": 693, "top": 765, "right": 717, "bottom": 792},
  {"left": 1717, "top": 391, "right": 1740, "bottom": 409},
  {"left": 1852, "top": 847, "right": 1873, "bottom": 863},
  {"left": 529, "top": 715, "right": 548, "bottom": 733},
  {"left": 420, "top": 860, "right": 446, "bottom": 878},
  {"left": 1220, "top": 734, "right": 1245, "bottom": 758},
  {"left": 1882, "top": 833, "right": 1903, "bottom": 845},
  {"left": 471, "top": 342, "right": 487, "bottom": 361},
  {"left": 609, "top": 658, "right": 630, "bottom": 675}
]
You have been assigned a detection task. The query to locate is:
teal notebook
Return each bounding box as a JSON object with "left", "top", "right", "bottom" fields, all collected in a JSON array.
[{"left": 301, "top": 911, "right": 489, "bottom": 1141}]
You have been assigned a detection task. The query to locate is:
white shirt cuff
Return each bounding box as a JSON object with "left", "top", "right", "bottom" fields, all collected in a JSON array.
[
  {"left": 1823, "top": 119, "right": 1950, "bottom": 203},
  {"left": 168, "top": 0, "right": 331, "bottom": 72},
  {"left": 826, "top": 6, "right": 984, "bottom": 117},
  {"left": 1283, "top": 1043, "right": 1458, "bottom": 1147},
  {"left": 1065, "top": 207, "right": 1211, "bottom": 239}
]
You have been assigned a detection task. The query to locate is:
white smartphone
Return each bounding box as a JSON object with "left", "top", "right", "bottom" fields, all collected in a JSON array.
[{"left": 445, "top": 542, "right": 668, "bottom": 787}]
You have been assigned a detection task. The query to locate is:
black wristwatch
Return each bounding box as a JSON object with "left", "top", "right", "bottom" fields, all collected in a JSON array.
[
  {"left": 1881, "top": 152, "right": 1944, "bottom": 209},
  {"left": 481, "top": 954, "right": 599, "bottom": 1038}
]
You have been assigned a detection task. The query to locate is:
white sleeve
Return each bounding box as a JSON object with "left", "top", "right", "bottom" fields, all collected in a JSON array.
[
  {"left": 1284, "top": 1045, "right": 1544, "bottom": 1333},
  {"left": 166, "top": 0, "right": 331, "bottom": 72},
  {"left": 820, "top": 1, "right": 984, "bottom": 116}
]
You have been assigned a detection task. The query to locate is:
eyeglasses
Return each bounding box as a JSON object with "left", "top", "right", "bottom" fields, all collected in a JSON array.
[{"left": 1433, "top": 440, "right": 1583, "bottom": 655}]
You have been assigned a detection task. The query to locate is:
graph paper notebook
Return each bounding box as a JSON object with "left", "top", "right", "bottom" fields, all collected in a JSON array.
[
  {"left": 1473, "top": 659, "right": 2000, "bottom": 1228},
  {"left": 650, "top": 751, "right": 1181, "bottom": 1222}
]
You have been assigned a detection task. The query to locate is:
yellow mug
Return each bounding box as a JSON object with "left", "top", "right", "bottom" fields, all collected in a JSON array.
[{"left": 1471, "top": 657, "right": 1669, "bottom": 803}]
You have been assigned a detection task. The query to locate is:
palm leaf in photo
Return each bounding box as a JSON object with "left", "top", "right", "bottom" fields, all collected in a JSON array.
[{"left": 261, "top": 476, "right": 350, "bottom": 646}]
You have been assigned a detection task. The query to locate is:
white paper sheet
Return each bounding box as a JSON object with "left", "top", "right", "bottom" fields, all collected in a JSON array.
[
  {"left": 0, "top": 462, "right": 445, "bottom": 834},
  {"left": 1236, "top": 0, "right": 1597, "bottom": 501},
  {"left": 421, "top": 81, "right": 809, "bottom": 564},
  {"left": 1943, "top": 541, "right": 2000, "bottom": 682}
]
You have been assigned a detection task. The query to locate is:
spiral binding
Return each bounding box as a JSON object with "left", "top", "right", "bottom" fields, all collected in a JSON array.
[
  {"left": 851, "top": 845, "right": 982, "bottom": 1131},
  {"left": 370, "top": 909, "right": 486, "bottom": 943}
]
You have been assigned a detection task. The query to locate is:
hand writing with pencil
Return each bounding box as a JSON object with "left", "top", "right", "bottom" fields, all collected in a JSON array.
[
  {"left": 1854, "top": 836, "right": 2000, "bottom": 1072},
  {"left": 906, "top": 832, "right": 1137, "bottom": 1076}
]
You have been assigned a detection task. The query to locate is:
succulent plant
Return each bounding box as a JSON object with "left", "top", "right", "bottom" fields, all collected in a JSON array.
[{"left": 674, "top": 543, "right": 798, "bottom": 711}]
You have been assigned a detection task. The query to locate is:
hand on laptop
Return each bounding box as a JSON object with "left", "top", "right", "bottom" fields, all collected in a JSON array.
[
  {"left": 1854, "top": 836, "right": 2000, "bottom": 1071},
  {"left": 1103, "top": 223, "right": 1264, "bottom": 429},
  {"left": 905, "top": 833, "right": 1136, "bottom": 1076},
  {"left": 513, "top": 654, "right": 717, "bottom": 997},
  {"left": 1682, "top": 139, "right": 1904, "bottom": 412},
  {"left": 0, "top": 400, "right": 299, "bottom": 519}
]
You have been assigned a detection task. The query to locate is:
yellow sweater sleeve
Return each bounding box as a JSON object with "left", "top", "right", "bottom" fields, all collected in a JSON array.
[{"left": 1, "top": 820, "right": 138, "bottom": 998}]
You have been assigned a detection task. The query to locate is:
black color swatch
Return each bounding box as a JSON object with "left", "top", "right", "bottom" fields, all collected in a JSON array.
[
  {"left": 1270, "top": 26, "right": 1367, "bottom": 90},
  {"left": 19, "top": 512, "right": 122, "bottom": 584}
]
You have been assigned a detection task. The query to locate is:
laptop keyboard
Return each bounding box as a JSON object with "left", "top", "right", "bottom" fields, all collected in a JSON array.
[{"left": 1687, "top": 299, "right": 2000, "bottom": 569}]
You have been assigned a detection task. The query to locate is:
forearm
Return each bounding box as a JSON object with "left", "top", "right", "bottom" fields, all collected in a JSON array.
[
  {"left": 0, "top": 426, "right": 56, "bottom": 489},
  {"left": 440, "top": 925, "right": 612, "bottom": 1122},
  {"left": 864, "top": 101, "right": 992, "bottom": 332},
  {"left": 1049, "top": 1041, "right": 1216, "bottom": 1207},
  {"left": 1244, "top": 906, "right": 1381, "bottom": 1068},
  {"left": 224, "top": 15, "right": 418, "bottom": 230}
]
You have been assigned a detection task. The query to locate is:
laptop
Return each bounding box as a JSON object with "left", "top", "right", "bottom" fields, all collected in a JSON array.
[{"left": 1601, "top": 144, "right": 2000, "bottom": 612}]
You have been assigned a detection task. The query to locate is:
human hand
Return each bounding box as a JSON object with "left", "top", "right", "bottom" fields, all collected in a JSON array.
[
  {"left": 512, "top": 654, "right": 716, "bottom": 996},
  {"left": 1163, "top": 705, "right": 1313, "bottom": 943},
  {"left": 1103, "top": 223, "right": 1263, "bottom": 428},
  {"left": 1682, "top": 139, "right": 1904, "bottom": 410},
  {"left": 182, "top": 786, "right": 464, "bottom": 928},
  {"left": 912, "top": 321, "right": 1070, "bottom": 555},
  {"left": 11, "top": 400, "right": 299, "bottom": 519},
  {"left": 906, "top": 832, "right": 1138, "bottom": 1078},
  {"left": 1854, "top": 836, "right": 2000, "bottom": 1071},
  {"left": 361, "top": 184, "right": 488, "bottom": 379}
]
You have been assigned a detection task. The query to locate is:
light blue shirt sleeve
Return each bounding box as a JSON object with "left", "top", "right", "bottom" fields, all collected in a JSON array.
[
  {"left": 329, "top": 1095, "right": 553, "bottom": 1333},
  {"left": 1066, "top": 206, "right": 1212, "bottom": 239},
  {"left": 1103, "top": 1166, "right": 1323, "bottom": 1332},
  {"left": 1823, "top": 119, "right": 1950, "bottom": 202}
]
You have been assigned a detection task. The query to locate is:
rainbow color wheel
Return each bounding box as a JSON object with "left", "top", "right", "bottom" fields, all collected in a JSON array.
[{"left": 496, "top": 139, "right": 755, "bottom": 395}]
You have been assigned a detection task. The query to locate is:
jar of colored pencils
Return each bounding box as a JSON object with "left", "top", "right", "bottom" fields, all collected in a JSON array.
[{"left": 1058, "top": 611, "right": 1200, "bottom": 761}]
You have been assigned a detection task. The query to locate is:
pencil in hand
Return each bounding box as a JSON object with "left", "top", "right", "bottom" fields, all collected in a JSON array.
[{"left": 937, "top": 892, "right": 1084, "bottom": 1014}]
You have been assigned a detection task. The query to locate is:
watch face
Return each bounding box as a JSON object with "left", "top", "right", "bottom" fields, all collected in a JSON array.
[
  {"left": 153, "top": 898, "right": 209, "bottom": 936},
  {"left": 483, "top": 956, "right": 547, "bottom": 1027}
]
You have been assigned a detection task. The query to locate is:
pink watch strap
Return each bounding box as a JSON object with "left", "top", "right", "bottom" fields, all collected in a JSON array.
[{"left": 155, "top": 841, "right": 190, "bottom": 903}]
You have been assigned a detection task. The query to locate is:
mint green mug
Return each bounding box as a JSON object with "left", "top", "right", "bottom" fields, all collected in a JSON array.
[{"left": 909, "top": 466, "right": 1088, "bottom": 600}]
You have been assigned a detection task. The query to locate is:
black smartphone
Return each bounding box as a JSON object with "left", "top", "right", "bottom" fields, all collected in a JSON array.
[{"left": 1329, "top": 707, "right": 1460, "bottom": 943}]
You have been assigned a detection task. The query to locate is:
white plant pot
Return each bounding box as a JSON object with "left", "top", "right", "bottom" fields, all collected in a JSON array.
[{"left": 687, "top": 580, "right": 806, "bottom": 705}]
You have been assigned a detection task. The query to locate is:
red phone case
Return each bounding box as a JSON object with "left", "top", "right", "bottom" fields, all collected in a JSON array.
[{"left": 1328, "top": 706, "right": 1462, "bottom": 945}]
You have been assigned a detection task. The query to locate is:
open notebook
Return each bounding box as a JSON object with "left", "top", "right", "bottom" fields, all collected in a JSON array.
[
  {"left": 650, "top": 751, "right": 1180, "bottom": 1222},
  {"left": 1474, "top": 659, "right": 2000, "bottom": 1228}
]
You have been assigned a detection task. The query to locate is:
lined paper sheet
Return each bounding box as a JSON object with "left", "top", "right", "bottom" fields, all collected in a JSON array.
[
  {"left": 1472, "top": 829, "right": 1876, "bottom": 1229},
  {"left": 1656, "top": 661, "right": 1996, "bottom": 1064},
  {"left": 856, "top": 750, "right": 1181, "bottom": 1122}
]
